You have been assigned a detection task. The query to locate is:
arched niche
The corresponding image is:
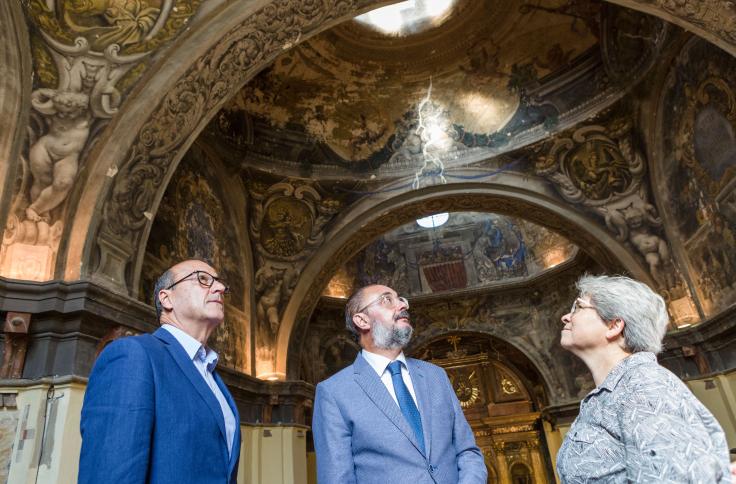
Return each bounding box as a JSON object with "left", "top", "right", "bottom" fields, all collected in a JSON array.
[
  {"left": 410, "top": 331, "right": 556, "bottom": 482},
  {"left": 276, "top": 179, "right": 652, "bottom": 379},
  {"left": 137, "top": 142, "right": 256, "bottom": 374},
  {"left": 409, "top": 332, "right": 550, "bottom": 411}
]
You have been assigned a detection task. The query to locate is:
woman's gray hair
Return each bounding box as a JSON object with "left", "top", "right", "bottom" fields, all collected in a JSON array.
[
  {"left": 345, "top": 286, "right": 370, "bottom": 341},
  {"left": 577, "top": 274, "right": 669, "bottom": 353}
]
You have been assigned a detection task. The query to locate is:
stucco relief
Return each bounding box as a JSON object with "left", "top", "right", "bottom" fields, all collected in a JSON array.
[
  {"left": 248, "top": 181, "right": 340, "bottom": 377},
  {"left": 0, "top": 0, "right": 201, "bottom": 281},
  {"left": 95, "top": 0, "right": 376, "bottom": 290},
  {"left": 534, "top": 118, "right": 694, "bottom": 322}
]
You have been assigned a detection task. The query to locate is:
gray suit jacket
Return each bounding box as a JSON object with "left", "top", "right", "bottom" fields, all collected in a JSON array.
[{"left": 313, "top": 353, "right": 488, "bottom": 484}]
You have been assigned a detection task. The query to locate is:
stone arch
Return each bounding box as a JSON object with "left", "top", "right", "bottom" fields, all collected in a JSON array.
[
  {"left": 0, "top": 1, "right": 31, "bottom": 233},
  {"left": 56, "top": 0, "right": 736, "bottom": 291},
  {"left": 276, "top": 178, "right": 653, "bottom": 379}
]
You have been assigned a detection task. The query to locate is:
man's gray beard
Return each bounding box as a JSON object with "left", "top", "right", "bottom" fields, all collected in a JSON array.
[{"left": 372, "top": 320, "right": 413, "bottom": 350}]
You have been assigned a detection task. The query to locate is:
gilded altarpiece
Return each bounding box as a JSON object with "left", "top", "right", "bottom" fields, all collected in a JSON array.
[{"left": 422, "top": 336, "right": 550, "bottom": 484}]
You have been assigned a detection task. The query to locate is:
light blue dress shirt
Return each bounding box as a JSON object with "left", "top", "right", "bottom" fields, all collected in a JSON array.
[{"left": 161, "top": 324, "right": 236, "bottom": 456}]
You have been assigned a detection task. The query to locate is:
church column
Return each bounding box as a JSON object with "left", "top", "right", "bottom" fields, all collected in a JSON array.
[
  {"left": 492, "top": 442, "right": 510, "bottom": 483},
  {"left": 528, "top": 440, "right": 547, "bottom": 484}
]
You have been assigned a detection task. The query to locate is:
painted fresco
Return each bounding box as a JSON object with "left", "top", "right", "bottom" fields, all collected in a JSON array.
[
  {"left": 661, "top": 38, "right": 736, "bottom": 316},
  {"left": 222, "top": 0, "right": 600, "bottom": 168},
  {"left": 323, "top": 212, "right": 577, "bottom": 298},
  {"left": 141, "top": 150, "right": 249, "bottom": 373}
]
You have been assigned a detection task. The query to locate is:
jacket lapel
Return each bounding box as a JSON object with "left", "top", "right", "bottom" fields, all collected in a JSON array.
[
  {"left": 352, "top": 353, "right": 425, "bottom": 456},
  {"left": 407, "top": 358, "right": 432, "bottom": 458},
  {"left": 154, "top": 328, "right": 229, "bottom": 452},
  {"left": 214, "top": 371, "right": 241, "bottom": 479}
]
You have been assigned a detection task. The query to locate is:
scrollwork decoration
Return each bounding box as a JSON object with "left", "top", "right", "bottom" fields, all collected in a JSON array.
[
  {"left": 249, "top": 180, "right": 341, "bottom": 359},
  {"left": 535, "top": 119, "right": 681, "bottom": 293},
  {"left": 97, "top": 0, "right": 371, "bottom": 289}
]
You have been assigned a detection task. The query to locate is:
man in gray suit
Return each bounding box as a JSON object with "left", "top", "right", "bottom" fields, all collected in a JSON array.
[{"left": 312, "top": 284, "right": 488, "bottom": 484}]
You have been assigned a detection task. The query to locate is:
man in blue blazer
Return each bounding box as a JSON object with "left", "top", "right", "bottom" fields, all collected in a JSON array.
[
  {"left": 313, "top": 284, "right": 488, "bottom": 484},
  {"left": 79, "top": 259, "right": 241, "bottom": 483}
]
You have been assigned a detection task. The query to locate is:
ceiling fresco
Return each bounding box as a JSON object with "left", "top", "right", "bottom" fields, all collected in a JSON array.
[
  {"left": 209, "top": 1, "right": 667, "bottom": 180},
  {"left": 218, "top": 0, "right": 600, "bottom": 166},
  {"left": 323, "top": 211, "right": 577, "bottom": 298}
]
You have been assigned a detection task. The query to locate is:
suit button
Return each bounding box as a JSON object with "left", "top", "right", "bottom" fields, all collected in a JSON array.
[{"left": 429, "top": 465, "right": 435, "bottom": 474}]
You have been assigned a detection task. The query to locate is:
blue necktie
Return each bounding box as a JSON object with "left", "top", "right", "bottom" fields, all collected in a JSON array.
[{"left": 388, "top": 361, "right": 425, "bottom": 453}]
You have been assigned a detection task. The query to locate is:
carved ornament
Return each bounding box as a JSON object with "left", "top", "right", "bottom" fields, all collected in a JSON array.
[
  {"left": 96, "top": 0, "right": 374, "bottom": 287},
  {"left": 1, "top": 0, "right": 202, "bottom": 280},
  {"left": 628, "top": 0, "right": 736, "bottom": 52},
  {"left": 535, "top": 119, "right": 683, "bottom": 294}
]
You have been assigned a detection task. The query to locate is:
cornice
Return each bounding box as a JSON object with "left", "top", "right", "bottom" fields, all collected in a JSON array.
[{"left": 0, "top": 277, "right": 156, "bottom": 333}]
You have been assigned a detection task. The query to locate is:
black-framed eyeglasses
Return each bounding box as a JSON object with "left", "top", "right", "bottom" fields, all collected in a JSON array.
[
  {"left": 357, "top": 292, "right": 409, "bottom": 314},
  {"left": 166, "top": 270, "right": 230, "bottom": 294}
]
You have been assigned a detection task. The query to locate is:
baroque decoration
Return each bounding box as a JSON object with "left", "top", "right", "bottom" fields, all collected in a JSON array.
[
  {"left": 535, "top": 118, "right": 687, "bottom": 304},
  {"left": 1, "top": 0, "right": 201, "bottom": 280},
  {"left": 248, "top": 181, "right": 340, "bottom": 374},
  {"left": 95, "top": 0, "right": 377, "bottom": 290},
  {"left": 661, "top": 37, "right": 736, "bottom": 316}
]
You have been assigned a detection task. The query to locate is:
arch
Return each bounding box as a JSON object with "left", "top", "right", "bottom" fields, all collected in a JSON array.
[
  {"left": 56, "top": 0, "right": 736, "bottom": 291},
  {"left": 0, "top": 1, "right": 31, "bottom": 233},
  {"left": 276, "top": 177, "right": 653, "bottom": 378},
  {"left": 608, "top": 0, "right": 736, "bottom": 57},
  {"left": 509, "top": 461, "right": 533, "bottom": 483},
  {"left": 410, "top": 331, "right": 555, "bottom": 409}
]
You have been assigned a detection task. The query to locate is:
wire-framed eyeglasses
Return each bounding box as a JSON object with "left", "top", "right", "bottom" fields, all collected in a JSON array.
[
  {"left": 166, "top": 270, "right": 230, "bottom": 294},
  {"left": 357, "top": 292, "right": 409, "bottom": 313},
  {"left": 569, "top": 298, "right": 595, "bottom": 315}
]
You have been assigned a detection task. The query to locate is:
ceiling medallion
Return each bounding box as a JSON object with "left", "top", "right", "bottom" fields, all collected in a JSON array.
[{"left": 354, "top": 0, "right": 456, "bottom": 36}]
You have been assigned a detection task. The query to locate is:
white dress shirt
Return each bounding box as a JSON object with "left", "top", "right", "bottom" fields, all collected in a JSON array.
[
  {"left": 162, "top": 324, "right": 236, "bottom": 456},
  {"left": 361, "top": 349, "right": 419, "bottom": 407}
]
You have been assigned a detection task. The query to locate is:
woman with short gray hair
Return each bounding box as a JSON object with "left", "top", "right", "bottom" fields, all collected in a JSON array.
[{"left": 556, "top": 274, "right": 731, "bottom": 483}]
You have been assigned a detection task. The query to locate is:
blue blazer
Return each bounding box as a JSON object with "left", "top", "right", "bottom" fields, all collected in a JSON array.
[
  {"left": 313, "top": 353, "right": 487, "bottom": 484},
  {"left": 79, "top": 327, "right": 241, "bottom": 484}
]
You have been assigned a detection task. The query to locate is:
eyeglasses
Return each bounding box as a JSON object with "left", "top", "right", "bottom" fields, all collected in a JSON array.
[
  {"left": 570, "top": 298, "right": 595, "bottom": 315},
  {"left": 166, "top": 270, "right": 230, "bottom": 294},
  {"left": 357, "top": 292, "right": 409, "bottom": 314}
]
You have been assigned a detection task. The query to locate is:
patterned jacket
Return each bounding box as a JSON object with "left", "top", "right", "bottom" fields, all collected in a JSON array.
[{"left": 557, "top": 352, "right": 730, "bottom": 483}]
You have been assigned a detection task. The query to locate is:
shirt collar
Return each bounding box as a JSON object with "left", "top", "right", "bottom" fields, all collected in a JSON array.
[
  {"left": 161, "top": 324, "right": 219, "bottom": 371},
  {"left": 361, "top": 349, "right": 408, "bottom": 378},
  {"left": 593, "top": 352, "right": 656, "bottom": 394}
]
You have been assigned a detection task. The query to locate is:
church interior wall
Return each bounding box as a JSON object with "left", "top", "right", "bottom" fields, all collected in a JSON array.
[{"left": 1, "top": 0, "right": 736, "bottom": 482}]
